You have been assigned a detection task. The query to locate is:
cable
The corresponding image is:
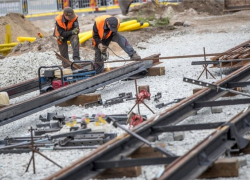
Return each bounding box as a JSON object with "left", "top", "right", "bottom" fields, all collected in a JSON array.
[
  {"left": 97, "top": 47, "right": 127, "bottom": 91},
  {"left": 107, "top": 46, "right": 127, "bottom": 66}
]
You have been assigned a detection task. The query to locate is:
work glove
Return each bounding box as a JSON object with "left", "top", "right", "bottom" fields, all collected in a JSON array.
[
  {"left": 72, "top": 27, "right": 80, "bottom": 35},
  {"left": 98, "top": 43, "right": 108, "bottom": 53},
  {"left": 57, "top": 36, "right": 64, "bottom": 42}
]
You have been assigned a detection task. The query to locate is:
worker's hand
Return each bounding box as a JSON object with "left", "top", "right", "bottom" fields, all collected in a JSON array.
[
  {"left": 72, "top": 27, "right": 80, "bottom": 35},
  {"left": 98, "top": 43, "right": 107, "bottom": 53},
  {"left": 57, "top": 36, "right": 64, "bottom": 42}
]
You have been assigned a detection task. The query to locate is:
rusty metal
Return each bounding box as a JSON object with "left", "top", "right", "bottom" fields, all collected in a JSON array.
[
  {"left": 44, "top": 62, "right": 250, "bottom": 180},
  {"left": 211, "top": 39, "right": 250, "bottom": 68},
  {"left": 224, "top": 0, "right": 250, "bottom": 11},
  {"left": 54, "top": 51, "right": 81, "bottom": 69}
]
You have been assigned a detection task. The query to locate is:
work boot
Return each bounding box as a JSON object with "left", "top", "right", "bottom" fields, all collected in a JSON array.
[
  {"left": 130, "top": 52, "right": 141, "bottom": 60},
  {"left": 73, "top": 57, "right": 81, "bottom": 62}
]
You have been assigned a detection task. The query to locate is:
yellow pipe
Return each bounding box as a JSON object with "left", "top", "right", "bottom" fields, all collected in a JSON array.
[
  {"left": 5, "top": 24, "right": 11, "bottom": 44},
  {"left": 79, "top": 31, "right": 92, "bottom": 38},
  {"left": 130, "top": 22, "right": 150, "bottom": 31},
  {"left": 0, "top": 47, "right": 12, "bottom": 52},
  {"left": 119, "top": 22, "right": 143, "bottom": 32},
  {"left": 17, "top": 36, "right": 36, "bottom": 42},
  {"left": 119, "top": 20, "right": 137, "bottom": 29},
  {"left": 79, "top": 33, "right": 92, "bottom": 44},
  {"left": 0, "top": 42, "right": 18, "bottom": 48}
]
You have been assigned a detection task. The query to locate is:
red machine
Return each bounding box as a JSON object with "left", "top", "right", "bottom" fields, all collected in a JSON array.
[{"left": 52, "top": 80, "right": 68, "bottom": 90}]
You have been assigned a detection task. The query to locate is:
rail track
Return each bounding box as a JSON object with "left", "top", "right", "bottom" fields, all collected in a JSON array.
[
  {"left": 0, "top": 54, "right": 159, "bottom": 126},
  {"left": 45, "top": 60, "right": 250, "bottom": 180}
]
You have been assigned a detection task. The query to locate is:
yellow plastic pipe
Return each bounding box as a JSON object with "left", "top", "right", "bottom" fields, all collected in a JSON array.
[
  {"left": 0, "top": 47, "right": 12, "bottom": 52},
  {"left": 119, "top": 22, "right": 143, "bottom": 32},
  {"left": 79, "top": 32, "right": 92, "bottom": 44},
  {"left": 130, "top": 22, "right": 150, "bottom": 31},
  {"left": 119, "top": 20, "right": 137, "bottom": 29},
  {"left": 0, "top": 42, "right": 18, "bottom": 48},
  {"left": 79, "top": 31, "right": 92, "bottom": 38},
  {"left": 17, "top": 36, "right": 36, "bottom": 42},
  {"left": 5, "top": 24, "right": 11, "bottom": 44}
]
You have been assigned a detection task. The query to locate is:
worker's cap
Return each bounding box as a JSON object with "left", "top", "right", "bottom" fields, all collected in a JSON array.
[
  {"left": 107, "top": 17, "right": 118, "bottom": 32},
  {"left": 63, "top": 7, "right": 76, "bottom": 20}
]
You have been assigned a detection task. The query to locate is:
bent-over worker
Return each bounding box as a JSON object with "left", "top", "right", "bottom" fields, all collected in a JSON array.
[
  {"left": 92, "top": 15, "right": 141, "bottom": 74},
  {"left": 54, "top": 7, "right": 80, "bottom": 67}
]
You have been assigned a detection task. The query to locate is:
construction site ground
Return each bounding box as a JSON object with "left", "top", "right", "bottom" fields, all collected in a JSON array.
[{"left": 2, "top": 0, "right": 250, "bottom": 179}]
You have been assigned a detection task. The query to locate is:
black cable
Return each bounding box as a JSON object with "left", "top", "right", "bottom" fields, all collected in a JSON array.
[
  {"left": 97, "top": 47, "right": 128, "bottom": 91},
  {"left": 107, "top": 46, "right": 127, "bottom": 66}
]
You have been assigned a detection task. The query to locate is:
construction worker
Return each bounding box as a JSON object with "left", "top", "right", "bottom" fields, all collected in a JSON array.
[
  {"left": 92, "top": 15, "right": 141, "bottom": 74},
  {"left": 54, "top": 7, "right": 80, "bottom": 67}
]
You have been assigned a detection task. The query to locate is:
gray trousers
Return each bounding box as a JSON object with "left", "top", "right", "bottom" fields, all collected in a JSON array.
[
  {"left": 94, "top": 32, "right": 135, "bottom": 74},
  {"left": 58, "top": 35, "right": 80, "bottom": 68}
]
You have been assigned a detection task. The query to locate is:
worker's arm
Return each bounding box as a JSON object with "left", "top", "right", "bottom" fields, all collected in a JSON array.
[
  {"left": 93, "top": 22, "right": 101, "bottom": 46},
  {"left": 56, "top": 18, "right": 79, "bottom": 38}
]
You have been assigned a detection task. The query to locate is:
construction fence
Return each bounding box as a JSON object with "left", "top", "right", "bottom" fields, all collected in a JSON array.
[{"left": 0, "top": 0, "right": 143, "bottom": 16}]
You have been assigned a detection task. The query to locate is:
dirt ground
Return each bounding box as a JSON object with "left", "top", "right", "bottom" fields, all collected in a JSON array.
[
  {"left": 0, "top": 13, "right": 48, "bottom": 44},
  {"left": 1, "top": 0, "right": 250, "bottom": 60}
]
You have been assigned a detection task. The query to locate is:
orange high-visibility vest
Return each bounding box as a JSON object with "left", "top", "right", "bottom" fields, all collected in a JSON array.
[
  {"left": 54, "top": 14, "right": 78, "bottom": 44},
  {"left": 92, "top": 15, "right": 120, "bottom": 46}
]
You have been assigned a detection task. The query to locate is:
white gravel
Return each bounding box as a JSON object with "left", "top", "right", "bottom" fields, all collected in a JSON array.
[{"left": 1, "top": 29, "right": 250, "bottom": 180}]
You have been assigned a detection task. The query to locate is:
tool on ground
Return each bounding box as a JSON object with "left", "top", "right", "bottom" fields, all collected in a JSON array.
[
  {"left": 103, "top": 92, "right": 133, "bottom": 107},
  {"left": 38, "top": 61, "right": 96, "bottom": 94},
  {"left": 183, "top": 77, "right": 250, "bottom": 98},
  {"left": 25, "top": 127, "right": 62, "bottom": 174},
  {"left": 127, "top": 112, "right": 146, "bottom": 129},
  {"left": 106, "top": 116, "right": 176, "bottom": 157},
  {"left": 154, "top": 92, "right": 162, "bottom": 102},
  {"left": 128, "top": 79, "right": 155, "bottom": 115},
  {"left": 156, "top": 98, "right": 185, "bottom": 109}
]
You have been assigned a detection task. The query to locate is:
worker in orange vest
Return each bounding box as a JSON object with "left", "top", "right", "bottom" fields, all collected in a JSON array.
[
  {"left": 54, "top": 7, "right": 80, "bottom": 67},
  {"left": 92, "top": 15, "right": 141, "bottom": 74}
]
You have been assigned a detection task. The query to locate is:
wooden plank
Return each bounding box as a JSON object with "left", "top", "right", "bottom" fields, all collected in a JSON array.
[
  {"left": 199, "top": 158, "right": 239, "bottom": 178},
  {"left": 130, "top": 143, "right": 166, "bottom": 158},
  {"left": 95, "top": 166, "right": 141, "bottom": 179},
  {"left": 147, "top": 67, "right": 165, "bottom": 76},
  {"left": 56, "top": 93, "right": 101, "bottom": 107}
]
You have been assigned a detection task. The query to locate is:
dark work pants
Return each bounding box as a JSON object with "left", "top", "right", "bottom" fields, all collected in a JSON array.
[
  {"left": 94, "top": 32, "right": 135, "bottom": 74},
  {"left": 58, "top": 35, "right": 80, "bottom": 68}
]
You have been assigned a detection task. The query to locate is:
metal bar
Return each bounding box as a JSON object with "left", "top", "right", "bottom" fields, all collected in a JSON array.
[
  {"left": 135, "top": 79, "right": 141, "bottom": 115},
  {"left": 45, "top": 63, "right": 250, "bottom": 180},
  {"left": 49, "top": 129, "right": 91, "bottom": 140},
  {"left": 194, "top": 98, "right": 250, "bottom": 108},
  {"left": 158, "top": 109, "right": 250, "bottom": 180},
  {"left": 94, "top": 157, "right": 179, "bottom": 169},
  {"left": 0, "top": 78, "right": 40, "bottom": 98},
  {"left": 192, "top": 58, "right": 250, "bottom": 65},
  {"left": 107, "top": 116, "right": 176, "bottom": 157},
  {"left": 0, "top": 58, "right": 155, "bottom": 126},
  {"left": 226, "top": 81, "right": 250, "bottom": 88},
  {"left": 152, "top": 122, "right": 225, "bottom": 132}
]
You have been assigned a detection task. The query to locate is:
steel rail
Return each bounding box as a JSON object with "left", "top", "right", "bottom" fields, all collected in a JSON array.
[
  {"left": 0, "top": 55, "right": 157, "bottom": 126},
  {"left": 0, "top": 78, "right": 39, "bottom": 98},
  {"left": 45, "top": 58, "right": 250, "bottom": 180},
  {"left": 3, "top": 50, "right": 250, "bottom": 99},
  {"left": 158, "top": 106, "right": 250, "bottom": 180}
]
